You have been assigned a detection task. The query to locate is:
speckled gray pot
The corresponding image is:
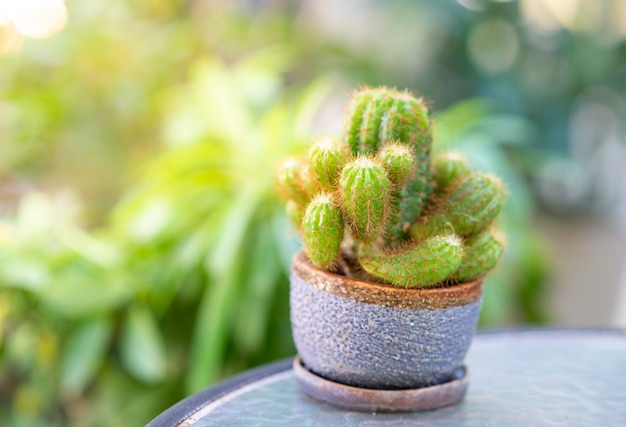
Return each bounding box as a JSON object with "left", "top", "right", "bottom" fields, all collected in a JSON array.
[{"left": 290, "top": 252, "right": 483, "bottom": 390}]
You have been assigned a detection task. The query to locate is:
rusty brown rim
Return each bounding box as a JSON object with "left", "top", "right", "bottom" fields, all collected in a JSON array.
[
  {"left": 292, "top": 251, "right": 483, "bottom": 310},
  {"left": 293, "top": 356, "right": 468, "bottom": 413}
]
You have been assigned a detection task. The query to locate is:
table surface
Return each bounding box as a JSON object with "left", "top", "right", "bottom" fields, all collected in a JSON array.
[{"left": 148, "top": 329, "right": 626, "bottom": 427}]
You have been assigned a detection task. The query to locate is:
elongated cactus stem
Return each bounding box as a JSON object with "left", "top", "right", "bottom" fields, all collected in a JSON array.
[
  {"left": 343, "top": 87, "right": 431, "bottom": 155},
  {"left": 359, "top": 234, "right": 463, "bottom": 288},
  {"left": 277, "top": 158, "right": 309, "bottom": 205},
  {"left": 308, "top": 138, "right": 347, "bottom": 190},
  {"left": 342, "top": 87, "right": 434, "bottom": 243},
  {"left": 302, "top": 193, "right": 344, "bottom": 269},
  {"left": 452, "top": 229, "right": 505, "bottom": 282},
  {"left": 339, "top": 157, "right": 390, "bottom": 243},
  {"left": 411, "top": 172, "right": 507, "bottom": 241}
]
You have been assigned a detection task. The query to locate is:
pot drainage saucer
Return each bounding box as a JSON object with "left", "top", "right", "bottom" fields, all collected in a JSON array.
[{"left": 293, "top": 356, "right": 468, "bottom": 413}]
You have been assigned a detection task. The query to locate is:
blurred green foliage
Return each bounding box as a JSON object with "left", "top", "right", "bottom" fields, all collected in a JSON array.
[
  {"left": 2, "top": 0, "right": 624, "bottom": 425},
  {"left": 0, "top": 51, "right": 328, "bottom": 425}
]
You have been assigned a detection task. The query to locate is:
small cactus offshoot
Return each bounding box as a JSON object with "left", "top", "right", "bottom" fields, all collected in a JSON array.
[
  {"left": 339, "top": 157, "right": 390, "bottom": 243},
  {"left": 302, "top": 193, "right": 344, "bottom": 270},
  {"left": 277, "top": 86, "right": 508, "bottom": 288}
]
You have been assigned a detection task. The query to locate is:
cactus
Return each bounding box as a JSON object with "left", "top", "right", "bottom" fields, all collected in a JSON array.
[
  {"left": 410, "top": 172, "right": 507, "bottom": 242},
  {"left": 302, "top": 193, "right": 344, "bottom": 270},
  {"left": 451, "top": 229, "right": 505, "bottom": 283},
  {"left": 378, "top": 143, "right": 414, "bottom": 185},
  {"left": 277, "top": 86, "right": 508, "bottom": 288},
  {"left": 308, "top": 138, "right": 347, "bottom": 190},
  {"left": 359, "top": 234, "right": 463, "bottom": 288},
  {"left": 432, "top": 151, "right": 471, "bottom": 192},
  {"left": 276, "top": 158, "right": 309, "bottom": 206},
  {"left": 339, "top": 157, "right": 390, "bottom": 243},
  {"left": 342, "top": 87, "right": 433, "bottom": 243}
]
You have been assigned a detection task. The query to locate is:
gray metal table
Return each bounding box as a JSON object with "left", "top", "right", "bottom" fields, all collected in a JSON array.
[{"left": 148, "top": 329, "right": 626, "bottom": 426}]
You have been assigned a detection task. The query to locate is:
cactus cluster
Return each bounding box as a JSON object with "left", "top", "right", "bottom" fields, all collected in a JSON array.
[{"left": 277, "top": 87, "right": 507, "bottom": 288}]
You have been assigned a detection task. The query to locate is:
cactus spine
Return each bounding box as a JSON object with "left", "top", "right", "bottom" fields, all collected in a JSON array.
[{"left": 277, "top": 86, "right": 508, "bottom": 288}]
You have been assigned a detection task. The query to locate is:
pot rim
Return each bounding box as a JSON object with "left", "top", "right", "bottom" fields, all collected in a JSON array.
[{"left": 292, "top": 251, "right": 483, "bottom": 310}]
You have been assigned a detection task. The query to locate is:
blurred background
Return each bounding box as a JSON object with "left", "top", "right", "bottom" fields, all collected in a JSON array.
[{"left": 1, "top": 0, "right": 625, "bottom": 425}]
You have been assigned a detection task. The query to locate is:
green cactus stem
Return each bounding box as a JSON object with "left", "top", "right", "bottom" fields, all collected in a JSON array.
[
  {"left": 276, "top": 158, "right": 309, "bottom": 205},
  {"left": 452, "top": 229, "right": 505, "bottom": 282},
  {"left": 343, "top": 87, "right": 431, "bottom": 155},
  {"left": 390, "top": 169, "right": 432, "bottom": 242},
  {"left": 299, "top": 162, "right": 317, "bottom": 198},
  {"left": 308, "top": 138, "right": 347, "bottom": 190},
  {"left": 359, "top": 234, "right": 463, "bottom": 288},
  {"left": 302, "top": 193, "right": 344, "bottom": 269},
  {"left": 342, "top": 87, "right": 434, "bottom": 243},
  {"left": 378, "top": 143, "right": 414, "bottom": 185},
  {"left": 344, "top": 90, "right": 392, "bottom": 155},
  {"left": 339, "top": 157, "right": 391, "bottom": 243},
  {"left": 410, "top": 172, "right": 507, "bottom": 241},
  {"left": 432, "top": 151, "right": 471, "bottom": 193}
]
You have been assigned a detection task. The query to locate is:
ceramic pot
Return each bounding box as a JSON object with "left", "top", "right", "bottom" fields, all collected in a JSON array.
[{"left": 290, "top": 251, "right": 483, "bottom": 390}]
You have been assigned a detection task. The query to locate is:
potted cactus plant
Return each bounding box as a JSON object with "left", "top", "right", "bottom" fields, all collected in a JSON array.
[{"left": 276, "top": 87, "right": 507, "bottom": 412}]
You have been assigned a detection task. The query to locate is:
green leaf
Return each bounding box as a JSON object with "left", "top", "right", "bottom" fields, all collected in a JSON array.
[
  {"left": 475, "top": 115, "right": 538, "bottom": 146},
  {"left": 60, "top": 318, "right": 113, "bottom": 396},
  {"left": 186, "top": 189, "right": 260, "bottom": 392},
  {"left": 189, "top": 58, "right": 253, "bottom": 144},
  {"left": 58, "top": 226, "right": 121, "bottom": 269},
  {"left": 0, "top": 257, "right": 50, "bottom": 293},
  {"left": 233, "top": 44, "right": 296, "bottom": 76},
  {"left": 125, "top": 198, "right": 173, "bottom": 244},
  {"left": 120, "top": 305, "right": 167, "bottom": 384},
  {"left": 233, "top": 221, "right": 281, "bottom": 355},
  {"left": 40, "top": 270, "right": 131, "bottom": 318},
  {"left": 4, "top": 323, "right": 37, "bottom": 369}
]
